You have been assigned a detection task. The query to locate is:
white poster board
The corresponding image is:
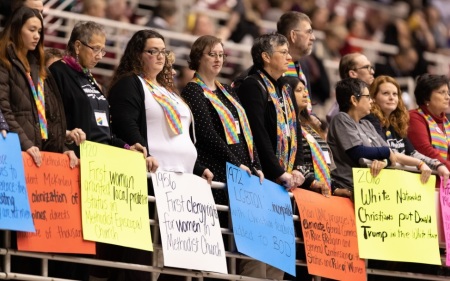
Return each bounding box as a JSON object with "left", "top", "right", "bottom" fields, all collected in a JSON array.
[{"left": 152, "top": 171, "right": 227, "bottom": 274}]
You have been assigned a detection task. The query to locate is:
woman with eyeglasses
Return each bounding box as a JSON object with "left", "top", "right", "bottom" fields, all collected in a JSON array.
[
  {"left": 49, "top": 21, "right": 147, "bottom": 157},
  {"left": 107, "top": 30, "right": 213, "bottom": 280},
  {"left": 408, "top": 74, "right": 450, "bottom": 178},
  {"left": 180, "top": 35, "right": 263, "bottom": 224},
  {"left": 327, "top": 78, "right": 431, "bottom": 199},
  {"left": 366, "top": 75, "right": 448, "bottom": 185}
]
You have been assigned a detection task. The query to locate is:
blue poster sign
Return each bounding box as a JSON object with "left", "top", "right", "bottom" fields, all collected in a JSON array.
[
  {"left": 0, "top": 133, "right": 35, "bottom": 232},
  {"left": 226, "top": 162, "right": 295, "bottom": 276}
]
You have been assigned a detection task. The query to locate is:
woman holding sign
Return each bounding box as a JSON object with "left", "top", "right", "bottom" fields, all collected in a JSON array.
[
  {"left": 108, "top": 30, "right": 214, "bottom": 280},
  {"left": 0, "top": 6, "right": 77, "bottom": 167},
  {"left": 327, "top": 78, "right": 432, "bottom": 198},
  {"left": 366, "top": 75, "right": 449, "bottom": 185},
  {"left": 180, "top": 35, "right": 264, "bottom": 213},
  {"left": 49, "top": 21, "right": 148, "bottom": 159}
]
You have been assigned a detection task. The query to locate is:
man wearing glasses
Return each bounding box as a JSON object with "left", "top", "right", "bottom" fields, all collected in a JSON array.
[
  {"left": 327, "top": 52, "right": 375, "bottom": 122},
  {"left": 277, "top": 12, "right": 316, "bottom": 114}
]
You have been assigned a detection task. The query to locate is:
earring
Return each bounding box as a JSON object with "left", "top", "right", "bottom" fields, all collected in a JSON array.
[
  {"left": 426, "top": 103, "right": 430, "bottom": 106},
  {"left": 76, "top": 53, "right": 79, "bottom": 62}
]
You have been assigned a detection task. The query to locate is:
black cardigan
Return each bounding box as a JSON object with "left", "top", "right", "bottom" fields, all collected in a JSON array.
[
  {"left": 236, "top": 67, "right": 304, "bottom": 181},
  {"left": 107, "top": 74, "right": 205, "bottom": 176}
]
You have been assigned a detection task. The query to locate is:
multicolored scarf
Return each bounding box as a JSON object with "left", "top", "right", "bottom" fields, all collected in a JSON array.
[
  {"left": 26, "top": 73, "right": 47, "bottom": 139},
  {"left": 285, "top": 60, "right": 312, "bottom": 114},
  {"left": 62, "top": 55, "right": 100, "bottom": 89},
  {"left": 258, "top": 70, "right": 297, "bottom": 172},
  {"left": 194, "top": 73, "right": 254, "bottom": 161},
  {"left": 142, "top": 78, "right": 182, "bottom": 135},
  {"left": 417, "top": 108, "right": 450, "bottom": 160},
  {"left": 302, "top": 126, "right": 331, "bottom": 191}
]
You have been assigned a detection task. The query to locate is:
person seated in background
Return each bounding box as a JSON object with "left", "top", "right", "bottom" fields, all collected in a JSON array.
[
  {"left": 327, "top": 78, "right": 431, "bottom": 199},
  {"left": 366, "top": 75, "right": 449, "bottom": 185}
]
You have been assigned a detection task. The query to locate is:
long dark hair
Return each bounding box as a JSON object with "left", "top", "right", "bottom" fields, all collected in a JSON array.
[
  {"left": 109, "top": 29, "right": 173, "bottom": 91},
  {"left": 0, "top": 6, "right": 46, "bottom": 78}
]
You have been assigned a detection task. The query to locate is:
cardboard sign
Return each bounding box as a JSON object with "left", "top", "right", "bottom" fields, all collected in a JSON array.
[
  {"left": 152, "top": 171, "right": 227, "bottom": 273},
  {"left": 18, "top": 152, "right": 95, "bottom": 254},
  {"left": 80, "top": 141, "right": 152, "bottom": 251},
  {"left": 226, "top": 163, "right": 296, "bottom": 276},
  {"left": 293, "top": 188, "right": 366, "bottom": 281},
  {"left": 0, "top": 133, "right": 34, "bottom": 231},
  {"left": 353, "top": 168, "right": 440, "bottom": 264}
]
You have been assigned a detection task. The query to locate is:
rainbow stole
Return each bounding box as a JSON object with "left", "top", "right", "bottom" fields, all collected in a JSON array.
[
  {"left": 194, "top": 74, "right": 254, "bottom": 161},
  {"left": 258, "top": 70, "right": 297, "bottom": 172},
  {"left": 302, "top": 125, "right": 331, "bottom": 191},
  {"left": 285, "top": 60, "right": 312, "bottom": 114},
  {"left": 417, "top": 108, "right": 450, "bottom": 160},
  {"left": 26, "top": 73, "right": 47, "bottom": 139},
  {"left": 142, "top": 78, "right": 182, "bottom": 135}
]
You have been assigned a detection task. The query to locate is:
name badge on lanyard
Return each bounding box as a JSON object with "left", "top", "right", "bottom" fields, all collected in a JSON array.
[{"left": 94, "top": 110, "right": 109, "bottom": 127}]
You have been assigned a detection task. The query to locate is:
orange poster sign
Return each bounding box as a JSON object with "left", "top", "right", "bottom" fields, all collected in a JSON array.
[
  {"left": 293, "top": 189, "right": 366, "bottom": 281},
  {"left": 17, "top": 152, "right": 95, "bottom": 254}
]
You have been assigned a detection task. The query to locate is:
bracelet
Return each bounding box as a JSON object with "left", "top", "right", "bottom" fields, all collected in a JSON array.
[
  {"left": 417, "top": 161, "right": 424, "bottom": 170},
  {"left": 436, "top": 163, "right": 446, "bottom": 169},
  {"left": 310, "top": 180, "right": 316, "bottom": 189},
  {"left": 124, "top": 144, "right": 131, "bottom": 150}
]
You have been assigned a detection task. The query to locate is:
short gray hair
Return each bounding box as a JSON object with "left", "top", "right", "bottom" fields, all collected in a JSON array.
[
  {"left": 67, "top": 21, "right": 106, "bottom": 56},
  {"left": 251, "top": 32, "right": 289, "bottom": 69}
]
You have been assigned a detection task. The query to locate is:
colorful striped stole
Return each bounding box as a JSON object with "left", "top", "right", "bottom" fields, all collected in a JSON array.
[
  {"left": 26, "top": 73, "right": 47, "bottom": 139},
  {"left": 285, "top": 60, "right": 312, "bottom": 114},
  {"left": 302, "top": 126, "right": 331, "bottom": 191},
  {"left": 258, "top": 70, "right": 297, "bottom": 172},
  {"left": 194, "top": 73, "right": 254, "bottom": 161},
  {"left": 142, "top": 78, "right": 182, "bottom": 135},
  {"left": 417, "top": 108, "right": 450, "bottom": 160}
]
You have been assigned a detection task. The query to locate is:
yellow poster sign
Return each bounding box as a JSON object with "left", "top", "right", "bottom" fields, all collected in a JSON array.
[
  {"left": 353, "top": 168, "right": 440, "bottom": 264},
  {"left": 80, "top": 141, "right": 152, "bottom": 251}
]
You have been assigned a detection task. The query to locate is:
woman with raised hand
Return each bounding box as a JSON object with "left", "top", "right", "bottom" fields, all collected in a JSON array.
[
  {"left": 181, "top": 35, "right": 263, "bottom": 212},
  {"left": 367, "top": 75, "right": 449, "bottom": 185},
  {"left": 408, "top": 74, "right": 450, "bottom": 185},
  {"left": 0, "top": 6, "right": 77, "bottom": 167}
]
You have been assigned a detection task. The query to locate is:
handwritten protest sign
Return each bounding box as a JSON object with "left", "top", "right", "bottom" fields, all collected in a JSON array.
[
  {"left": 353, "top": 168, "right": 440, "bottom": 264},
  {"left": 80, "top": 141, "right": 152, "bottom": 251},
  {"left": 293, "top": 188, "right": 366, "bottom": 281},
  {"left": 0, "top": 133, "right": 34, "bottom": 232},
  {"left": 226, "top": 163, "right": 295, "bottom": 276},
  {"left": 440, "top": 178, "right": 450, "bottom": 265},
  {"left": 17, "top": 152, "right": 95, "bottom": 254},
  {"left": 151, "top": 171, "right": 227, "bottom": 273}
]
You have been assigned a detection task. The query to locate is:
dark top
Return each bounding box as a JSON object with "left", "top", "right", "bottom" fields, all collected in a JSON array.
[
  {"left": 108, "top": 74, "right": 206, "bottom": 176},
  {"left": 181, "top": 82, "right": 261, "bottom": 183},
  {"left": 236, "top": 67, "right": 303, "bottom": 181},
  {"left": 49, "top": 60, "right": 126, "bottom": 155}
]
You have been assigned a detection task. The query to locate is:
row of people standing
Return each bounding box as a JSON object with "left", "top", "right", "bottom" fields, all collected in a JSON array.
[{"left": 2, "top": 5, "right": 450, "bottom": 281}]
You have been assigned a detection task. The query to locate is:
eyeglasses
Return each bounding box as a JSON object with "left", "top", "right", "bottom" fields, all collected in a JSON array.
[
  {"left": 356, "top": 94, "right": 372, "bottom": 100},
  {"left": 434, "top": 90, "right": 450, "bottom": 96},
  {"left": 292, "top": 29, "right": 314, "bottom": 35},
  {"left": 204, "top": 52, "right": 227, "bottom": 59},
  {"left": 144, "top": 49, "right": 171, "bottom": 56},
  {"left": 272, "top": 50, "right": 290, "bottom": 57},
  {"left": 79, "top": 41, "right": 106, "bottom": 56},
  {"left": 354, "top": 65, "right": 375, "bottom": 72}
]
